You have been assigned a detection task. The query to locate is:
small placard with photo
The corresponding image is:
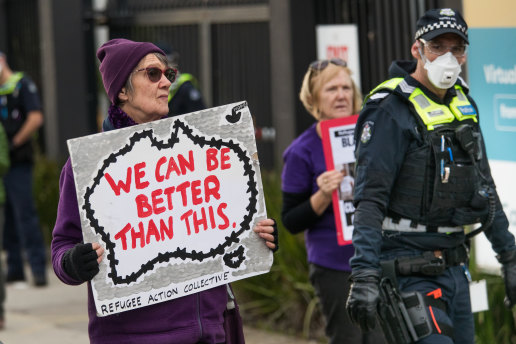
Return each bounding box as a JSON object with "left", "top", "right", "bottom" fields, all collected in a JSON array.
[{"left": 321, "top": 115, "right": 358, "bottom": 246}]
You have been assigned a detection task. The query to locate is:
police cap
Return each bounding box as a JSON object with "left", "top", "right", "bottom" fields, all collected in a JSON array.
[{"left": 415, "top": 8, "right": 468, "bottom": 44}]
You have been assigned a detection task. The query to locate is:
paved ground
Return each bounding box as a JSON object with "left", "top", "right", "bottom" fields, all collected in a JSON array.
[{"left": 0, "top": 267, "right": 319, "bottom": 344}]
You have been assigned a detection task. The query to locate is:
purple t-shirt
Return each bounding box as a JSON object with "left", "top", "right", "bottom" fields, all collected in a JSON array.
[{"left": 282, "top": 123, "right": 354, "bottom": 272}]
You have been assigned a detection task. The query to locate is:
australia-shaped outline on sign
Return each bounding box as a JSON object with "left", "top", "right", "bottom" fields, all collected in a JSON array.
[
  {"left": 67, "top": 101, "right": 272, "bottom": 315},
  {"left": 84, "top": 119, "right": 257, "bottom": 285}
]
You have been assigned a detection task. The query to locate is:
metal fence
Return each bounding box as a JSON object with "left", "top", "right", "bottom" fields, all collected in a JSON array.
[
  {"left": 110, "top": 24, "right": 202, "bottom": 80},
  {"left": 2, "top": 0, "right": 41, "bottom": 91},
  {"left": 106, "top": 0, "right": 268, "bottom": 11}
]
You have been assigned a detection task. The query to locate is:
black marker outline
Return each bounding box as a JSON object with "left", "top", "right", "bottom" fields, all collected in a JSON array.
[
  {"left": 223, "top": 246, "right": 246, "bottom": 268},
  {"left": 82, "top": 119, "right": 258, "bottom": 285}
]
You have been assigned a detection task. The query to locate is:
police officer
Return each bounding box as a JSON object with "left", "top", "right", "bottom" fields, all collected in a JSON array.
[
  {"left": 163, "top": 45, "right": 206, "bottom": 116},
  {"left": 346, "top": 8, "right": 516, "bottom": 344},
  {"left": 0, "top": 51, "right": 47, "bottom": 286}
]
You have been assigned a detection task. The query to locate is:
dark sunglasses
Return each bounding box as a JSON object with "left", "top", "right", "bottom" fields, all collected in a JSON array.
[
  {"left": 134, "top": 67, "right": 177, "bottom": 83},
  {"left": 309, "top": 58, "right": 347, "bottom": 72}
]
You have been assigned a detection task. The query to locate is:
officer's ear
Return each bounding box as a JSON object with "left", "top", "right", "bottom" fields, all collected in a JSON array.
[{"left": 411, "top": 41, "right": 422, "bottom": 59}]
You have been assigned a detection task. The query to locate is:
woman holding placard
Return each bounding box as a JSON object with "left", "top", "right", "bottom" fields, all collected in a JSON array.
[
  {"left": 281, "top": 59, "right": 385, "bottom": 344},
  {"left": 51, "top": 38, "right": 277, "bottom": 344}
]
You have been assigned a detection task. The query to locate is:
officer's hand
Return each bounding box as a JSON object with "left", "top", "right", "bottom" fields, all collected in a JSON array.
[
  {"left": 63, "top": 243, "right": 104, "bottom": 282},
  {"left": 316, "top": 170, "right": 344, "bottom": 198},
  {"left": 346, "top": 269, "right": 381, "bottom": 332},
  {"left": 497, "top": 250, "right": 516, "bottom": 308}
]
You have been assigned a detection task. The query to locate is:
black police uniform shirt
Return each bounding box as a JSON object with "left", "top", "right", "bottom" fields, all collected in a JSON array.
[
  {"left": 0, "top": 75, "right": 41, "bottom": 164},
  {"left": 168, "top": 80, "right": 206, "bottom": 117},
  {"left": 350, "top": 60, "right": 513, "bottom": 272}
]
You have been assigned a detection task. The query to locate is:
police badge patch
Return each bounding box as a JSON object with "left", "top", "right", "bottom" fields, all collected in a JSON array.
[
  {"left": 440, "top": 8, "right": 455, "bottom": 16},
  {"left": 360, "top": 121, "right": 374, "bottom": 144}
]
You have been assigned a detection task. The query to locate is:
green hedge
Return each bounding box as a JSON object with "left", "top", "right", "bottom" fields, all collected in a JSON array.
[
  {"left": 232, "top": 170, "right": 325, "bottom": 341},
  {"left": 470, "top": 250, "right": 516, "bottom": 343},
  {"left": 33, "top": 154, "right": 62, "bottom": 245}
]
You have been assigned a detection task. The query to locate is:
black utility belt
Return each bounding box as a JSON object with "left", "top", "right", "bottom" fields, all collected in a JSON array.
[{"left": 388, "top": 245, "right": 469, "bottom": 277}]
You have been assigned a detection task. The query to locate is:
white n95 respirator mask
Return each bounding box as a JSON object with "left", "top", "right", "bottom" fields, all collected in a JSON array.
[{"left": 423, "top": 52, "right": 462, "bottom": 89}]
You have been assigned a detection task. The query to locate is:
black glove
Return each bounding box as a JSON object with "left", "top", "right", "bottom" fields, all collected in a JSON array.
[
  {"left": 270, "top": 219, "right": 279, "bottom": 253},
  {"left": 346, "top": 269, "right": 381, "bottom": 332},
  {"left": 62, "top": 243, "right": 101, "bottom": 282},
  {"left": 497, "top": 250, "right": 516, "bottom": 308}
]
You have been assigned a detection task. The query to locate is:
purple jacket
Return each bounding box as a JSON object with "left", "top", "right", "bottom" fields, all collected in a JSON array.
[
  {"left": 51, "top": 158, "right": 227, "bottom": 344},
  {"left": 282, "top": 124, "right": 355, "bottom": 271}
]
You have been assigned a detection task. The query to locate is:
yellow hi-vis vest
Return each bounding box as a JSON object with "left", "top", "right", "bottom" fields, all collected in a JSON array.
[
  {"left": 365, "top": 77, "right": 478, "bottom": 130},
  {"left": 0, "top": 72, "right": 24, "bottom": 96},
  {"left": 168, "top": 73, "right": 198, "bottom": 103}
]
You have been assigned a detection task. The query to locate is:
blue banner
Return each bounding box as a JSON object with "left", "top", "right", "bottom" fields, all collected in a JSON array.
[{"left": 468, "top": 28, "right": 516, "bottom": 162}]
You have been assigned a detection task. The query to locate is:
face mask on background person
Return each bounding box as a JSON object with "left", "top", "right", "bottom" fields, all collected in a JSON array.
[{"left": 422, "top": 51, "right": 462, "bottom": 89}]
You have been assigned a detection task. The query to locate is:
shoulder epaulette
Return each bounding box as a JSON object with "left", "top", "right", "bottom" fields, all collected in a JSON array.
[{"left": 362, "top": 77, "right": 404, "bottom": 107}]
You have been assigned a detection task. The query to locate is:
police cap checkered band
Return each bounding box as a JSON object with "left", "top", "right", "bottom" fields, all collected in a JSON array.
[{"left": 415, "top": 8, "right": 468, "bottom": 44}]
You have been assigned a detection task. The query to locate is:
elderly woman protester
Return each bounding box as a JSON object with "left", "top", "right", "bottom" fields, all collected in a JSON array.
[
  {"left": 51, "top": 38, "right": 277, "bottom": 344},
  {"left": 281, "top": 59, "right": 385, "bottom": 344}
]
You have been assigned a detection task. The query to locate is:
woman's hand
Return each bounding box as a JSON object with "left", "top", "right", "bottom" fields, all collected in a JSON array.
[
  {"left": 253, "top": 218, "right": 278, "bottom": 252},
  {"left": 311, "top": 170, "right": 345, "bottom": 215},
  {"left": 316, "top": 170, "right": 344, "bottom": 198},
  {"left": 63, "top": 242, "right": 105, "bottom": 282}
]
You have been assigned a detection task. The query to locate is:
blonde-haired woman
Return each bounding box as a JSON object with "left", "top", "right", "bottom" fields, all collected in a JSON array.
[{"left": 281, "top": 59, "right": 384, "bottom": 344}]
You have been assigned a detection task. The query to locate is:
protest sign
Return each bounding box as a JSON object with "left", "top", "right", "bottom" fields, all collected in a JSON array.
[
  {"left": 320, "top": 115, "right": 358, "bottom": 246},
  {"left": 67, "top": 101, "right": 272, "bottom": 316},
  {"left": 316, "top": 24, "right": 361, "bottom": 89}
]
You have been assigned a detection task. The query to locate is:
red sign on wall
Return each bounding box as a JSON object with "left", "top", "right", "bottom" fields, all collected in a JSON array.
[{"left": 326, "top": 45, "right": 349, "bottom": 61}]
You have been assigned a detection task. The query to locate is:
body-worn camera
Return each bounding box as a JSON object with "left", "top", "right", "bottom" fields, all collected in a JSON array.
[{"left": 455, "top": 124, "right": 482, "bottom": 161}]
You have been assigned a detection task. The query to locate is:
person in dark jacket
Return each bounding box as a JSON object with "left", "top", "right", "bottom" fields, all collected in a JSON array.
[
  {"left": 51, "top": 38, "right": 277, "bottom": 344},
  {"left": 161, "top": 44, "right": 206, "bottom": 117},
  {"left": 0, "top": 51, "right": 46, "bottom": 287},
  {"left": 346, "top": 8, "right": 516, "bottom": 344}
]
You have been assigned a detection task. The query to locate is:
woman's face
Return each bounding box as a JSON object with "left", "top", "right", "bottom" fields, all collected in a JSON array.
[
  {"left": 119, "top": 54, "right": 171, "bottom": 124},
  {"left": 317, "top": 69, "right": 354, "bottom": 120}
]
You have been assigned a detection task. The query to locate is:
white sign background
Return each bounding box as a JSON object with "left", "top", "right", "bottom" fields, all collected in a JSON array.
[
  {"left": 67, "top": 101, "right": 272, "bottom": 316},
  {"left": 328, "top": 124, "right": 356, "bottom": 243},
  {"left": 316, "top": 24, "right": 361, "bottom": 89},
  {"left": 321, "top": 115, "right": 359, "bottom": 246}
]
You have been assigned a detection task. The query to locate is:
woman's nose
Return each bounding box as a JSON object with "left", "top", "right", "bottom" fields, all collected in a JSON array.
[{"left": 160, "top": 74, "right": 172, "bottom": 87}]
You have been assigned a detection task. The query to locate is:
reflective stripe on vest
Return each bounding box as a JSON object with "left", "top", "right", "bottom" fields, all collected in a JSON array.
[
  {"left": 0, "top": 72, "right": 24, "bottom": 95},
  {"left": 365, "top": 78, "right": 478, "bottom": 130},
  {"left": 168, "top": 73, "right": 197, "bottom": 102}
]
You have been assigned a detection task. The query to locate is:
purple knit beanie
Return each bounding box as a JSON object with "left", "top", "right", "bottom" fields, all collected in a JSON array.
[{"left": 96, "top": 38, "right": 165, "bottom": 104}]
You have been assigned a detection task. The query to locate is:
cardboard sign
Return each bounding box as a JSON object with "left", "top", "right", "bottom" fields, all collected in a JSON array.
[
  {"left": 320, "top": 115, "right": 358, "bottom": 245},
  {"left": 67, "top": 101, "right": 272, "bottom": 316}
]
